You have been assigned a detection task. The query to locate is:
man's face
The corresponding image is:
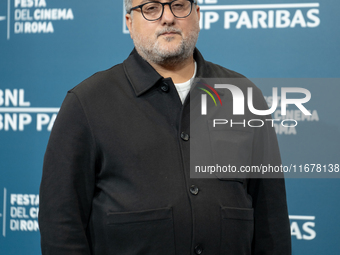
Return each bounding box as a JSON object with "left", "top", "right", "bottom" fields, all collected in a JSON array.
[{"left": 126, "top": 0, "right": 200, "bottom": 65}]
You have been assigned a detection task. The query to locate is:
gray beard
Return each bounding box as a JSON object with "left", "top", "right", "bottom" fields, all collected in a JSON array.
[{"left": 133, "top": 26, "right": 199, "bottom": 66}]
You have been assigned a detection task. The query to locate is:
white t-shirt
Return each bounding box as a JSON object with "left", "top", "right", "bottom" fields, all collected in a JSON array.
[{"left": 174, "top": 61, "right": 197, "bottom": 104}]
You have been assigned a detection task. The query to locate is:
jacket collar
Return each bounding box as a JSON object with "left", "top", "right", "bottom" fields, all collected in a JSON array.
[{"left": 123, "top": 48, "right": 208, "bottom": 97}]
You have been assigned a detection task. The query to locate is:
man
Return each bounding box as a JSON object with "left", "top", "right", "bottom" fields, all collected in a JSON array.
[{"left": 39, "top": 0, "right": 291, "bottom": 254}]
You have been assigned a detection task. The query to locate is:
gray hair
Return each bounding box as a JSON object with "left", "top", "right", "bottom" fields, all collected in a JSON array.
[{"left": 124, "top": 0, "right": 133, "bottom": 13}]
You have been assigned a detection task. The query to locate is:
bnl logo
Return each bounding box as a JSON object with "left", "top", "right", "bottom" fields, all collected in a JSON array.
[
  {"left": 0, "top": 0, "right": 10, "bottom": 40},
  {"left": 199, "top": 84, "right": 311, "bottom": 116}
]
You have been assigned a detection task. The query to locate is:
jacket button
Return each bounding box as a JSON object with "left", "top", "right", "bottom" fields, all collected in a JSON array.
[
  {"left": 180, "top": 132, "right": 190, "bottom": 141},
  {"left": 161, "top": 82, "right": 169, "bottom": 92},
  {"left": 195, "top": 245, "right": 203, "bottom": 254},
  {"left": 190, "top": 185, "right": 199, "bottom": 195}
]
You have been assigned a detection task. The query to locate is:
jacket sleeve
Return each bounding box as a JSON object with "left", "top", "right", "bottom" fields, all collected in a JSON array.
[
  {"left": 39, "top": 92, "right": 96, "bottom": 255},
  {"left": 247, "top": 87, "right": 292, "bottom": 254}
]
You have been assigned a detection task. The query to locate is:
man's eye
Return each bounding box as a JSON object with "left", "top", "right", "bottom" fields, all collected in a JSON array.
[
  {"left": 172, "top": 3, "right": 185, "bottom": 10},
  {"left": 144, "top": 4, "right": 160, "bottom": 12}
]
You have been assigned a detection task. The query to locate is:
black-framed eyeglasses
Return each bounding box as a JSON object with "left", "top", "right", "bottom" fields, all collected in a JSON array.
[{"left": 128, "top": 0, "right": 196, "bottom": 21}]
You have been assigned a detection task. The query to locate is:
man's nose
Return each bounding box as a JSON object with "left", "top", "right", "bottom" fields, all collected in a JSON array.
[{"left": 161, "top": 4, "right": 175, "bottom": 23}]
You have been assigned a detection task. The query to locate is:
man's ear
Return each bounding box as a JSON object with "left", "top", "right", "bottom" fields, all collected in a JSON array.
[
  {"left": 125, "top": 14, "right": 133, "bottom": 39},
  {"left": 196, "top": 5, "right": 200, "bottom": 21}
]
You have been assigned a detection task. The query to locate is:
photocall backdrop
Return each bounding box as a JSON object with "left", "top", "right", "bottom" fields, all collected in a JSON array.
[{"left": 0, "top": 0, "right": 339, "bottom": 254}]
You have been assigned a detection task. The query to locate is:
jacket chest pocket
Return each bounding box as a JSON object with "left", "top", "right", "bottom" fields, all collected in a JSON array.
[
  {"left": 105, "top": 207, "right": 176, "bottom": 255},
  {"left": 208, "top": 122, "right": 254, "bottom": 179},
  {"left": 220, "top": 206, "right": 254, "bottom": 255}
]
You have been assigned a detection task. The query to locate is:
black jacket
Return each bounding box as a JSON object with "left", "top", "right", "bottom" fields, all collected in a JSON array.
[{"left": 39, "top": 48, "right": 291, "bottom": 255}]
